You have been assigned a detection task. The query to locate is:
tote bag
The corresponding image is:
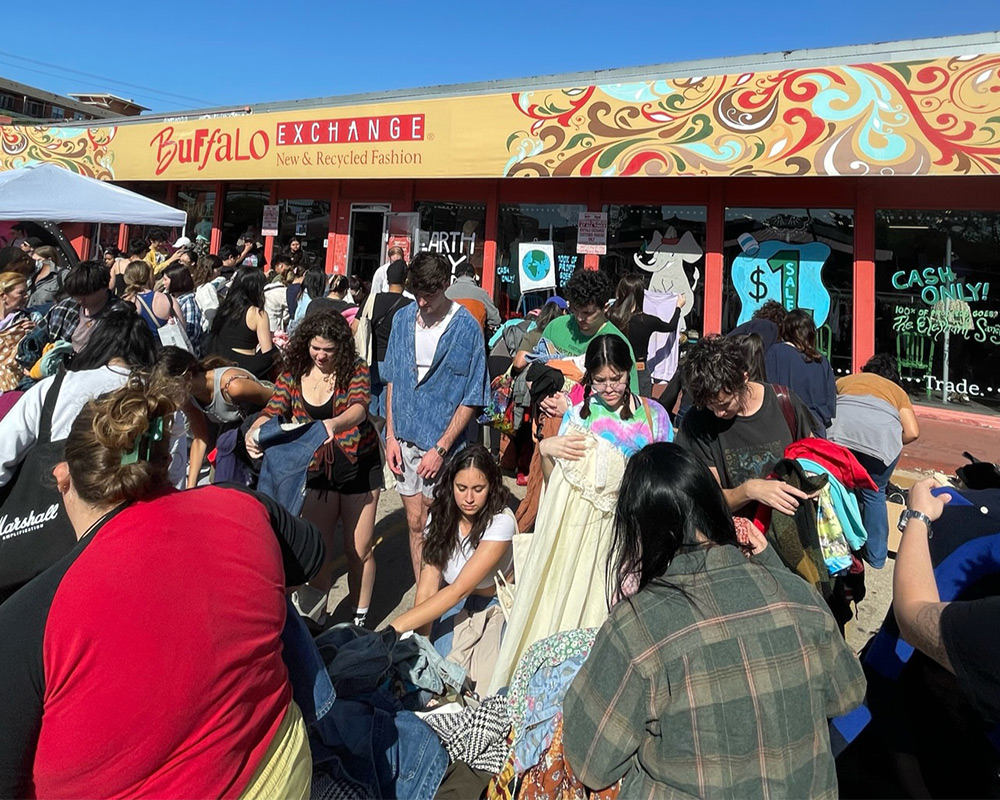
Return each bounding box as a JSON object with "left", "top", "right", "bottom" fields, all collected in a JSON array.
[
  {"left": 136, "top": 293, "right": 193, "bottom": 353},
  {"left": 0, "top": 370, "right": 77, "bottom": 602}
]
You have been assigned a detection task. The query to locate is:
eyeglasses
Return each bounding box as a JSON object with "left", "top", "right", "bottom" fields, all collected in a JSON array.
[{"left": 592, "top": 380, "right": 627, "bottom": 391}]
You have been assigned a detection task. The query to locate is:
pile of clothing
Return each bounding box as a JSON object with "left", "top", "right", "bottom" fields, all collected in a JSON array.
[{"left": 752, "top": 438, "right": 876, "bottom": 628}]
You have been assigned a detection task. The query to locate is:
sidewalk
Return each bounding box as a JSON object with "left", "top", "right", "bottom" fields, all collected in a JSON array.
[{"left": 899, "top": 412, "right": 1000, "bottom": 475}]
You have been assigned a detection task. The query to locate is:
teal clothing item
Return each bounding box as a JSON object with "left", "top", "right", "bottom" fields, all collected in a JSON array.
[
  {"left": 488, "top": 318, "right": 527, "bottom": 349},
  {"left": 798, "top": 457, "right": 868, "bottom": 551}
]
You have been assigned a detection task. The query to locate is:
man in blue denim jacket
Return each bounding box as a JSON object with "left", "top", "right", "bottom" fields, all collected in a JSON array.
[{"left": 383, "top": 253, "right": 490, "bottom": 581}]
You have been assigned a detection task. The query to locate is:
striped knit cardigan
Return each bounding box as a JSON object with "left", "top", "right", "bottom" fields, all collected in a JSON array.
[{"left": 262, "top": 357, "right": 377, "bottom": 468}]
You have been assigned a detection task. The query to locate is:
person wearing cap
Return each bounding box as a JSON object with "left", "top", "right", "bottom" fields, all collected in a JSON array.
[
  {"left": 20, "top": 237, "right": 44, "bottom": 260},
  {"left": 153, "top": 236, "right": 194, "bottom": 276},
  {"left": 445, "top": 261, "right": 500, "bottom": 333},
  {"left": 368, "top": 259, "right": 414, "bottom": 417}
]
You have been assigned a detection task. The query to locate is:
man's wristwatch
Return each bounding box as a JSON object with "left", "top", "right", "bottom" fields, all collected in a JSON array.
[
  {"left": 898, "top": 509, "right": 934, "bottom": 538},
  {"left": 433, "top": 444, "right": 448, "bottom": 458}
]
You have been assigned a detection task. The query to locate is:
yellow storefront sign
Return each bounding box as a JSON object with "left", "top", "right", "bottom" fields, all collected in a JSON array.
[{"left": 2, "top": 52, "right": 1000, "bottom": 181}]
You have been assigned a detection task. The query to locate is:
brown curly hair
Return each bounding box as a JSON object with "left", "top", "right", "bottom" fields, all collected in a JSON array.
[{"left": 282, "top": 309, "right": 357, "bottom": 392}]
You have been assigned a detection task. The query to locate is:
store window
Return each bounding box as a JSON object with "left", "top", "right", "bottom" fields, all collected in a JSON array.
[
  {"left": 96, "top": 223, "right": 121, "bottom": 256},
  {"left": 875, "top": 210, "right": 1000, "bottom": 411},
  {"left": 416, "top": 202, "right": 486, "bottom": 277},
  {"left": 723, "top": 208, "right": 855, "bottom": 375},
  {"left": 275, "top": 199, "right": 330, "bottom": 267},
  {"left": 175, "top": 185, "right": 216, "bottom": 247},
  {"left": 496, "top": 203, "right": 587, "bottom": 316},
  {"left": 221, "top": 184, "right": 269, "bottom": 248},
  {"left": 602, "top": 204, "right": 707, "bottom": 338}
]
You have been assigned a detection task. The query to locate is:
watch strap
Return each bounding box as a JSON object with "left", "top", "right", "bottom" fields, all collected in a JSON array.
[{"left": 898, "top": 509, "right": 934, "bottom": 537}]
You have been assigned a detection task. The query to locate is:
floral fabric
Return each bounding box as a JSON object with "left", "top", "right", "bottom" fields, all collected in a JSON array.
[{"left": 519, "top": 718, "right": 621, "bottom": 800}]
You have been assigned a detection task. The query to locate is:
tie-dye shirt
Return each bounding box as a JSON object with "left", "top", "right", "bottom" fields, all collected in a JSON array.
[{"left": 558, "top": 396, "right": 673, "bottom": 457}]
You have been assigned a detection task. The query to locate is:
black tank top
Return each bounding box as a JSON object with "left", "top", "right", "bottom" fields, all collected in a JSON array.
[{"left": 302, "top": 393, "right": 334, "bottom": 420}]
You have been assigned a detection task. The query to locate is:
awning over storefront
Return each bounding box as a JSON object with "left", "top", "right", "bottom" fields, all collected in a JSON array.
[{"left": 0, "top": 163, "right": 187, "bottom": 225}]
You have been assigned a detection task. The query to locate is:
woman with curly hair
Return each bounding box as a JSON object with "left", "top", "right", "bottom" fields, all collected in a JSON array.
[
  {"left": 390, "top": 444, "right": 514, "bottom": 663},
  {"left": 246, "top": 309, "right": 381, "bottom": 627}
]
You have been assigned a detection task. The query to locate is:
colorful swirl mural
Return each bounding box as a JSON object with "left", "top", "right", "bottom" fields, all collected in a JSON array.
[
  {"left": 0, "top": 126, "right": 118, "bottom": 179},
  {"left": 504, "top": 54, "right": 1000, "bottom": 177}
]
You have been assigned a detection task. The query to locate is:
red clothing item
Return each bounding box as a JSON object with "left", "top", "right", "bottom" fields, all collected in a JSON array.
[
  {"left": 784, "top": 438, "right": 878, "bottom": 491},
  {"left": 31, "top": 488, "right": 289, "bottom": 798},
  {"left": 752, "top": 439, "right": 878, "bottom": 532}
]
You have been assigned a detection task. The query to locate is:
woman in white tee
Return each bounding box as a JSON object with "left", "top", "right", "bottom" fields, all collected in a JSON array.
[{"left": 391, "top": 444, "right": 514, "bottom": 656}]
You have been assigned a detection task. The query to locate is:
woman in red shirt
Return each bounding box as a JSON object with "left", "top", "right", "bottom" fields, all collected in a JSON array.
[{"left": 0, "top": 372, "right": 317, "bottom": 798}]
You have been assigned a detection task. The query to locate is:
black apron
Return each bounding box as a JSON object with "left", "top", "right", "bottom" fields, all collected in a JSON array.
[{"left": 0, "top": 370, "right": 76, "bottom": 603}]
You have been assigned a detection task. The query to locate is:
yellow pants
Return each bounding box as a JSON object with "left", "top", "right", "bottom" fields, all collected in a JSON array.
[{"left": 240, "top": 701, "right": 312, "bottom": 800}]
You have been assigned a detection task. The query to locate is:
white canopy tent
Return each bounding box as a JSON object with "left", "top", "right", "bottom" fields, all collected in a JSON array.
[{"left": 0, "top": 163, "right": 185, "bottom": 227}]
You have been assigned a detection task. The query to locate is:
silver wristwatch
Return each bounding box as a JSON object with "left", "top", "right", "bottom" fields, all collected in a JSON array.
[{"left": 898, "top": 509, "right": 934, "bottom": 538}]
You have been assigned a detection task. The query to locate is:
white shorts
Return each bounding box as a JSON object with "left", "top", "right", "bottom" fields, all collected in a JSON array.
[{"left": 395, "top": 440, "right": 437, "bottom": 499}]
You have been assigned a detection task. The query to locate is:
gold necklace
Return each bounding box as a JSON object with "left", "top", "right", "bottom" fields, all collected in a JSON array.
[{"left": 307, "top": 370, "right": 335, "bottom": 392}]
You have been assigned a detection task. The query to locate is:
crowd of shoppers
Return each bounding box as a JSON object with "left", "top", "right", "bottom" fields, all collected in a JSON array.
[{"left": 0, "top": 230, "right": 995, "bottom": 800}]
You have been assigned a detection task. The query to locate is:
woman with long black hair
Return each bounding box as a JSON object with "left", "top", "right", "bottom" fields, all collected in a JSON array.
[
  {"left": 390, "top": 444, "right": 513, "bottom": 658},
  {"left": 489, "top": 333, "right": 672, "bottom": 692},
  {"left": 561, "top": 442, "right": 866, "bottom": 799},
  {"left": 204, "top": 266, "right": 274, "bottom": 377}
]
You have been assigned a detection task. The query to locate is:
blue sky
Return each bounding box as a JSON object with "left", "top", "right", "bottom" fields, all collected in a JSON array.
[{"left": 2, "top": 0, "right": 998, "bottom": 112}]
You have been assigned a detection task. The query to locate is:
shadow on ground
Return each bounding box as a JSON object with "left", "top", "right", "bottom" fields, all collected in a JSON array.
[{"left": 324, "top": 505, "right": 414, "bottom": 629}]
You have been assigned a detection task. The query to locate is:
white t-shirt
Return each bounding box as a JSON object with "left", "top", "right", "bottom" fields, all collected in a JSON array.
[
  {"left": 415, "top": 303, "right": 458, "bottom": 383},
  {"left": 440, "top": 511, "right": 516, "bottom": 590},
  {"left": 0, "top": 366, "right": 188, "bottom": 489}
]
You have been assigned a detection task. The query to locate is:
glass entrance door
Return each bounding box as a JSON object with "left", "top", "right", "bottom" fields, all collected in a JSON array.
[{"left": 348, "top": 204, "right": 390, "bottom": 284}]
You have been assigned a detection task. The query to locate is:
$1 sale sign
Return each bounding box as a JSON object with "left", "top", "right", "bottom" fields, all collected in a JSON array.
[{"left": 732, "top": 240, "right": 832, "bottom": 327}]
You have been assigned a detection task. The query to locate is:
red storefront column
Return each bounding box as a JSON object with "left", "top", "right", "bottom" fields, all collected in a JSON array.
[
  {"left": 264, "top": 182, "right": 277, "bottom": 269},
  {"left": 210, "top": 181, "right": 224, "bottom": 253},
  {"left": 482, "top": 181, "right": 499, "bottom": 298},
  {"left": 326, "top": 181, "right": 342, "bottom": 273},
  {"left": 583, "top": 181, "right": 602, "bottom": 271},
  {"left": 331, "top": 196, "right": 351, "bottom": 275},
  {"left": 854, "top": 183, "right": 876, "bottom": 372},
  {"left": 63, "top": 223, "right": 90, "bottom": 260},
  {"left": 704, "top": 182, "right": 725, "bottom": 335}
]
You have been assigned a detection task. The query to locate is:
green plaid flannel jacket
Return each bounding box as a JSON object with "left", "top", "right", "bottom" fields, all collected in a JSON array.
[{"left": 563, "top": 544, "right": 866, "bottom": 799}]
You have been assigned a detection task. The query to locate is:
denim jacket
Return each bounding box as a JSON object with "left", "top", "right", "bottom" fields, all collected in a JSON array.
[
  {"left": 382, "top": 303, "right": 490, "bottom": 452},
  {"left": 257, "top": 418, "right": 329, "bottom": 516}
]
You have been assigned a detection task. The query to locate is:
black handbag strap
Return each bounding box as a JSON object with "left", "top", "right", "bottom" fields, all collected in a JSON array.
[
  {"left": 371, "top": 295, "right": 409, "bottom": 333},
  {"left": 39, "top": 369, "right": 67, "bottom": 445}
]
